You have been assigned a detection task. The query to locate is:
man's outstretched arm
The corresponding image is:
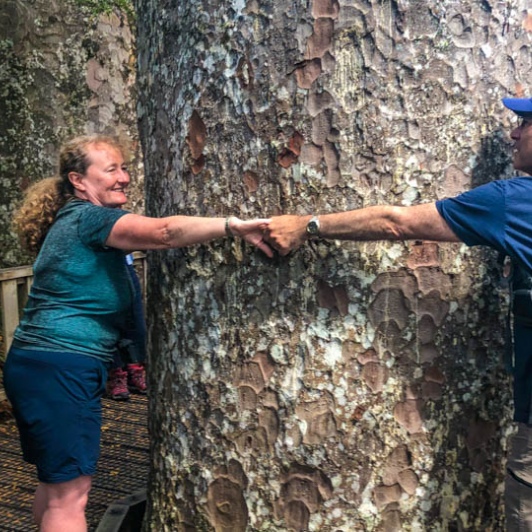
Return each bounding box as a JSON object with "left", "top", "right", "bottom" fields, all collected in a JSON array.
[{"left": 264, "top": 203, "right": 462, "bottom": 255}]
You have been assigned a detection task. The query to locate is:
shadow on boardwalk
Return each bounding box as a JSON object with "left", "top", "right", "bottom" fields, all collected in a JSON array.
[{"left": 0, "top": 394, "right": 149, "bottom": 531}]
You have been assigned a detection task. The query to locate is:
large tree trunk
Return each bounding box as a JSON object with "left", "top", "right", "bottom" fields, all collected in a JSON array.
[{"left": 136, "top": 1, "right": 531, "bottom": 530}]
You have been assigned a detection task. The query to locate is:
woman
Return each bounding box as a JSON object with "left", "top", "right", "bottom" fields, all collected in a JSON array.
[{"left": 3, "top": 134, "right": 272, "bottom": 531}]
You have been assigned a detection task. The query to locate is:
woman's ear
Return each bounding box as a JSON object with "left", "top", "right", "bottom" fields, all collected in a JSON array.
[{"left": 68, "top": 171, "right": 85, "bottom": 191}]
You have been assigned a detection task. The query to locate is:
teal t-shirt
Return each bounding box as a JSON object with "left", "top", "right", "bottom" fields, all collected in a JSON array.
[{"left": 14, "top": 199, "right": 133, "bottom": 363}]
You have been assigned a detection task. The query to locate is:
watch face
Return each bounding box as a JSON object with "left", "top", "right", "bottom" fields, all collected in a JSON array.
[{"left": 307, "top": 218, "right": 320, "bottom": 235}]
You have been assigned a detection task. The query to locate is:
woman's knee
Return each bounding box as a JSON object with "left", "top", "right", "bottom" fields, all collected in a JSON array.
[{"left": 43, "top": 475, "right": 92, "bottom": 511}]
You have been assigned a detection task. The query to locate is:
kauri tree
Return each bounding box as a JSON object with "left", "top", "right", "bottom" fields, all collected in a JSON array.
[{"left": 135, "top": 1, "right": 532, "bottom": 530}]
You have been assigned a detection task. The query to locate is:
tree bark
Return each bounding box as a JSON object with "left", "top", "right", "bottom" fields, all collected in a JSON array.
[
  {"left": 0, "top": 0, "right": 140, "bottom": 267},
  {"left": 136, "top": 1, "right": 531, "bottom": 530}
]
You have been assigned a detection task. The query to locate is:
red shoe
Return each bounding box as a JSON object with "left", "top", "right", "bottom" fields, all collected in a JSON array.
[
  {"left": 127, "top": 364, "right": 147, "bottom": 394},
  {"left": 106, "top": 368, "right": 130, "bottom": 400}
]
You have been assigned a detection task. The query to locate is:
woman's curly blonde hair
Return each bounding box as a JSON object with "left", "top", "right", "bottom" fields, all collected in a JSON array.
[{"left": 13, "top": 134, "right": 124, "bottom": 255}]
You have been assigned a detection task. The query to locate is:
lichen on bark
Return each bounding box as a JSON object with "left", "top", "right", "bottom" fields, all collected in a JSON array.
[
  {"left": 0, "top": 0, "right": 141, "bottom": 268},
  {"left": 135, "top": 1, "right": 528, "bottom": 530}
]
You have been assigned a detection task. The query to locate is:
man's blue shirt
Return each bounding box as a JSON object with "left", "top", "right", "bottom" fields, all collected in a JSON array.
[
  {"left": 436, "top": 177, "right": 532, "bottom": 423},
  {"left": 436, "top": 177, "right": 532, "bottom": 272}
]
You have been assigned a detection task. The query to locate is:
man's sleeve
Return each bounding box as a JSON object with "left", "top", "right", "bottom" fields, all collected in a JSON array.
[{"left": 435, "top": 180, "right": 506, "bottom": 252}]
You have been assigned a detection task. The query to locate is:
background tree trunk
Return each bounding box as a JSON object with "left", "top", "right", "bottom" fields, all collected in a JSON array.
[
  {"left": 136, "top": 1, "right": 532, "bottom": 530},
  {"left": 0, "top": 0, "right": 141, "bottom": 268}
]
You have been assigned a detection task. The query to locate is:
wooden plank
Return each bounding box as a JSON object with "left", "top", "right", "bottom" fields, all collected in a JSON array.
[
  {"left": 0, "top": 265, "right": 33, "bottom": 282},
  {"left": 24, "top": 276, "right": 33, "bottom": 310},
  {"left": 1, "top": 280, "right": 19, "bottom": 356}
]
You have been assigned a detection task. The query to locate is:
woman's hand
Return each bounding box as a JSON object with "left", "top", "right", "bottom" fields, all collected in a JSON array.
[
  {"left": 263, "top": 215, "right": 309, "bottom": 255},
  {"left": 229, "top": 217, "right": 274, "bottom": 258}
]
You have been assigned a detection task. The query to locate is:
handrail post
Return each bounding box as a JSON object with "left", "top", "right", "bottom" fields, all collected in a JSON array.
[{"left": 1, "top": 280, "right": 19, "bottom": 359}]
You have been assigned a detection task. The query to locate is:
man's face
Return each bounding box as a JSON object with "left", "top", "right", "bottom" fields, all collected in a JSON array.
[{"left": 510, "top": 118, "right": 532, "bottom": 175}]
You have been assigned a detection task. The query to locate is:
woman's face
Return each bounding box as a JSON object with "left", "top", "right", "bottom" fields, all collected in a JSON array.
[{"left": 70, "top": 143, "right": 130, "bottom": 208}]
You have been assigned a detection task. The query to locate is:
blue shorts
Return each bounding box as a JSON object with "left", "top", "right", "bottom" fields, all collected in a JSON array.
[{"left": 3, "top": 345, "right": 108, "bottom": 483}]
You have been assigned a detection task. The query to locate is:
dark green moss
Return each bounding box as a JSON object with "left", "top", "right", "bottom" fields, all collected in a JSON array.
[
  {"left": 71, "top": 0, "right": 135, "bottom": 21},
  {"left": 0, "top": 39, "right": 48, "bottom": 267}
]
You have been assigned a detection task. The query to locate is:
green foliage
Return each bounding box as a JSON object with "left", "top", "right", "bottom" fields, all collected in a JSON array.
[{"left": 72, "top": 0, "right": 135, "bottom": 20}]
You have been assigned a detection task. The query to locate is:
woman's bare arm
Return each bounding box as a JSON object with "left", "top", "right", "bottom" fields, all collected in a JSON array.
[{"left": 106, "top": 214, "right": 274, "bottom": 257}]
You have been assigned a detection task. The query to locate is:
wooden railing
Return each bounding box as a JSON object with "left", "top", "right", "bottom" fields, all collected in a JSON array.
[
  {"left": 0, "top": 264, "right": 34, "bottom": 361},
  {"left": 0, "top": 252, "right": 147, "bottom": 361}
]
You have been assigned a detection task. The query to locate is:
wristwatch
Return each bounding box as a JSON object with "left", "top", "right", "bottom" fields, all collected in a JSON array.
[{"left": 306, "top": 216, "right": 321, "bottom": 238}]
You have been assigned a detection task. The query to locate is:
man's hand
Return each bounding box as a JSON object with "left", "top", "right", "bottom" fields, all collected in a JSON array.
[{"left": 264, "top": 215, "right": 311, "bottom": 255}]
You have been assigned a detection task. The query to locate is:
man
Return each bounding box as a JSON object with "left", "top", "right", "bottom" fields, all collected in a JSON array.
[{"left": 264, "top": 96, "right": 532, "bottom": 530}]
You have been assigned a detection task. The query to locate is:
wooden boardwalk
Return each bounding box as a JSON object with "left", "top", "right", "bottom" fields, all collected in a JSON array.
[{"left": 0, "top": 394, "right": 149, "bottom": 531}]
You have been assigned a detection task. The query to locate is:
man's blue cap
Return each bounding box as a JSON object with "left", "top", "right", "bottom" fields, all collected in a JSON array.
[{"left": 502, "top": 97, "right": 532, "bottom": 118}]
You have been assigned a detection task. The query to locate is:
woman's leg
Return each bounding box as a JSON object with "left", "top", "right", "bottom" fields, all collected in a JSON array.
[
  {"left": 37, "top": 475, "right": 92, "bottom": 532},
  {"left": 4, "top": 348, "right": 105, "bottom": 531},
  {"left": 33, "top": 482, "right": 47, "bottom": 525}
]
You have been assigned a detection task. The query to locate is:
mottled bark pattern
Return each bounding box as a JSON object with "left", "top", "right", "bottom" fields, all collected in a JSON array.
[
  {"left": 136, "top": 1, "right": 532, "bottom": 530},
  {"left": 0, "top": 1, "right": 141, "bottom": 267}
]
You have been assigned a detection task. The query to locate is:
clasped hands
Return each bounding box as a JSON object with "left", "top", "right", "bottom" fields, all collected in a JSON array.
[{"left": 230, "top": 215, "right": 310, "bottom": 257}]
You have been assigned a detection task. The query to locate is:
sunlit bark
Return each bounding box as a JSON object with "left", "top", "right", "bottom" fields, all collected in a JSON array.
[{"left": 136, "top": 1, "right": 532, "bottom": 529}]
